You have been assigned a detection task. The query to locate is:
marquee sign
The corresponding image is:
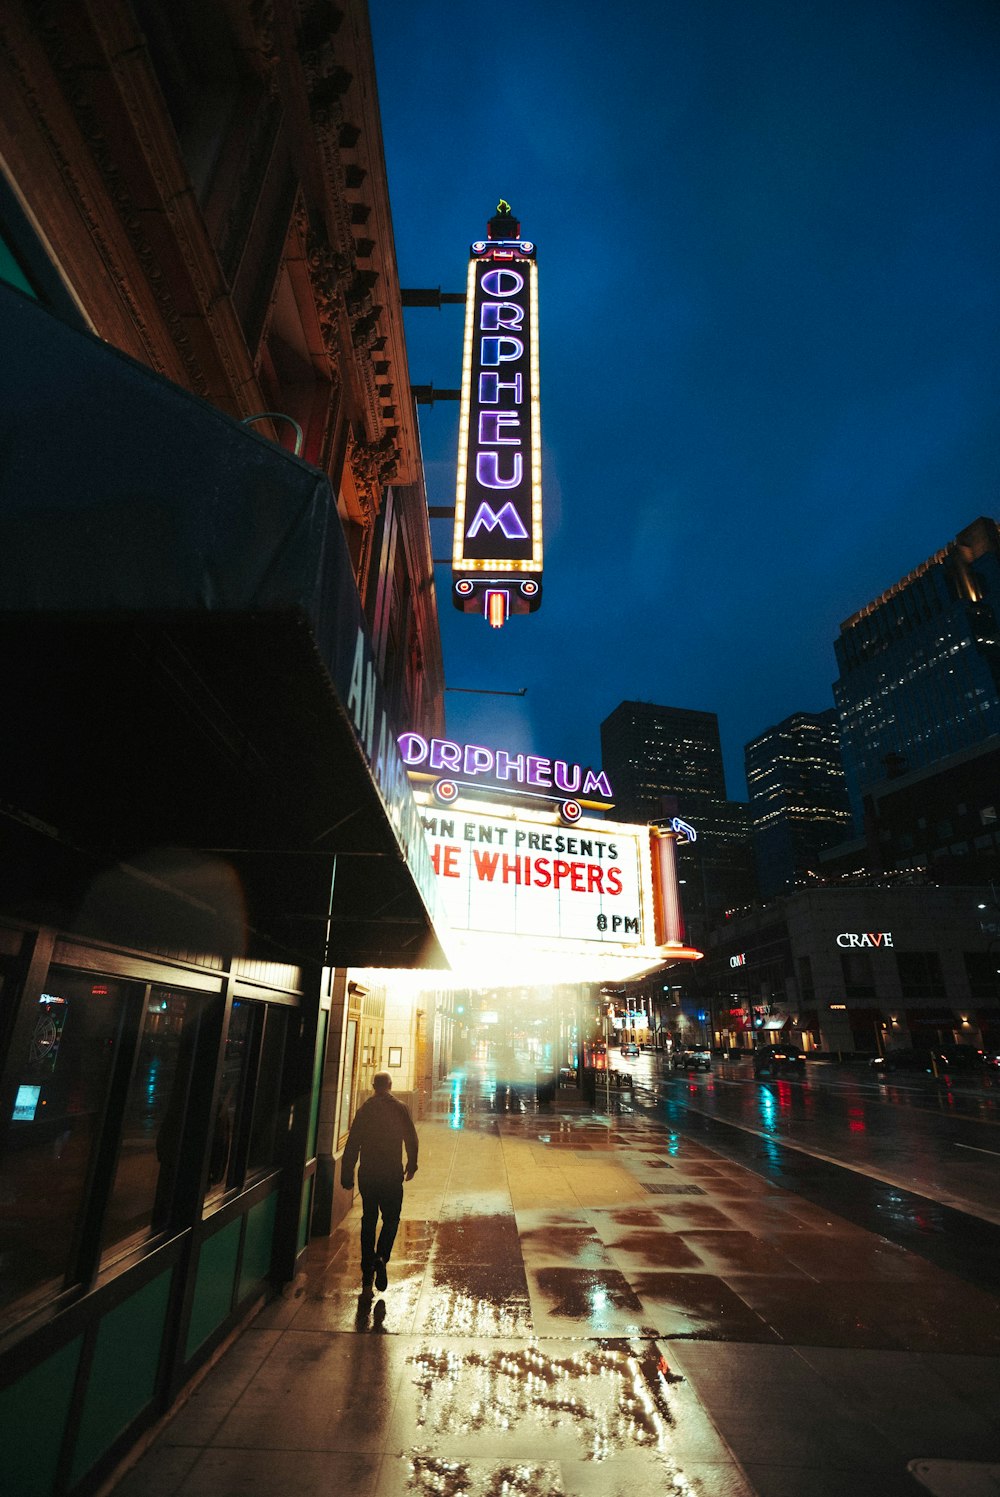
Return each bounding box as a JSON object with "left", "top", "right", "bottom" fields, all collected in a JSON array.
[
  {"left": 399, "top": 731, "right": 612, "bottom": 819},
  {"left": 453, "top": 202, "right": 542, "bottom": 628},
  {"left": 415, "top": 793, "right": 703, "bottom": 982}
]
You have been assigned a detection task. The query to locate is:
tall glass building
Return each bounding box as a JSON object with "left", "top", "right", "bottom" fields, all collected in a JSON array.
[
  {"left": 833, "top": 517, "right": 1000, "bottom": 830},
  {"left": 600, "top": 701, "right": 756, "bottom": 941},
  {"left": 744, "top": 709, "right": 852, "bottom": 899}
]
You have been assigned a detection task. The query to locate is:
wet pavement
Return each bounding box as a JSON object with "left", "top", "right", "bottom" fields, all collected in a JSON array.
[
  {"left": 110, "top": 1070, "right": 1000, "bottom": 1497},
  {"left": 630, "top": 1051, "right": 1000, "bottom": 1225}
]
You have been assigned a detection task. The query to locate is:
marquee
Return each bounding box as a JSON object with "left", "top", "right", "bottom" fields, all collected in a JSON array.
[{"left": 417, "top": 793, "right": 702, "bottom": 982}]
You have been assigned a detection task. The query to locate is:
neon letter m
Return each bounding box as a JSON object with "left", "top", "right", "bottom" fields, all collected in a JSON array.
[{"left": 466, "top": 500, "right": 529, "bottom": 540}]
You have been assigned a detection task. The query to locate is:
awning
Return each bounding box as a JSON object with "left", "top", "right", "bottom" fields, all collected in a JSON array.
[
  {"left": 0, "top": 284, "right": 446, "bottom": 969},
  {"left": 759, "top": 1016, "right": 790, "bottom": 1032}
]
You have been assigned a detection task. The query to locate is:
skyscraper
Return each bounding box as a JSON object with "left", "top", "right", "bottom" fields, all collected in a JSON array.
[
  {"left": 833, "top": 516, "right": 1000, "bottom": 829},
  {"left": 600, "top": 701, "right": 756, "bottom": 940},
  {"left": 744, "top": 709, "right": 852, "bottom": 899}
]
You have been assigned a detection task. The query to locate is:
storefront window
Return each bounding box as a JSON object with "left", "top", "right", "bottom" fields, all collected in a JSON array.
[
  {"left": 206, "top": 999, "right": 249, "bottom": 1198},
  {"left": 0, "top": 971, "right": 130, "bottom": 1314},
  {"left": 247, "top": 1006, "right": 288, "bottom": 1176},
  {"left": 205, "top": 999, "right": 290, "bottom": 1202},
  {"left": 896, "top": 950, "right": 944, "bottom": 1000},
  {"left": 101, "top": 987, "right": 202, "bottom": 1255}
]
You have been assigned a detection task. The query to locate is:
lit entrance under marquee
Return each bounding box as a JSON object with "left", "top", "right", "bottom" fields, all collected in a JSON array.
[{"left": 453, "top": 202, "right": 543, "bottom": 627}]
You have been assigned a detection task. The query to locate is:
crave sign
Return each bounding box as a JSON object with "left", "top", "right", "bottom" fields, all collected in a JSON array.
[
  {"left": 453, "top": 202, "right": 542, "bottom": 627},
  {"left": 420, "top": 800, "right": 649, "bottom": 950}
]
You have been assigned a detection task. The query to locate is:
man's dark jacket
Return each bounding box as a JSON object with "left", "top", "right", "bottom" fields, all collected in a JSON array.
[{"left": 341, "top": 1091, "right": 418, "bottom": 1184}]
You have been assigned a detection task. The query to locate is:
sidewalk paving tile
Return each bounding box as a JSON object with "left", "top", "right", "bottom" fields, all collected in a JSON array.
[{"left": 108, "top": 1078, "right": 1000, "bottom": 1497}]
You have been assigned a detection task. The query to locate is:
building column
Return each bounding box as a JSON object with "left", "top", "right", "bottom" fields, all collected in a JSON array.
[{"left": 311, "top": 966, "right": 351, "bottom": 1235}]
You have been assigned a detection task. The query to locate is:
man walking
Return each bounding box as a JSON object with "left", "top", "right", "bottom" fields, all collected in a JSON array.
[{"left": 341, "top": 1071, "right": 418, "bottom": 1294}]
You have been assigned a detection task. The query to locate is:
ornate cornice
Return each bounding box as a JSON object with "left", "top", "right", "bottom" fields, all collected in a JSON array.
[
  {"left": 348, "top": 429, "right": 399, "bottom": 525},
  {"left": 28, "top": 5, "right": 210, "bottom": 392},
  {"left": 217, "top": 95, "right": 283, "bottom": 283},
  {"left": 305, "top": 217, "right": 353, "bottom": 361},
  {"left": 248, "top": 0, "right": 281, "bottom": 90},
  {"left": 0, "top": 11, "right": 172, "bottom": 375}
]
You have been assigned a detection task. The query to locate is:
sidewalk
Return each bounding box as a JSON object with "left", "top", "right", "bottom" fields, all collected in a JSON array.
[{"left": 111, "top": 1072, "right": 1000, "bottom": 1497}]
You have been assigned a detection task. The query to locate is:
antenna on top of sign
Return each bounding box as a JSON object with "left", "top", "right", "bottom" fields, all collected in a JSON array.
[
  {"left": 451, "top": 200, "right": 543, "bottom": 626},
  {"left": 488, "top": 200, "right": 520, "bottom": 238}
]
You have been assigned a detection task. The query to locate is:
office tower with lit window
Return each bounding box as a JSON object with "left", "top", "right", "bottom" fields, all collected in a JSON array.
[
  {"left": 745, "top": 709, "right": 852, "bottom": 899},
  {"left": 600, "top": 701, "right": 756, "bottom": 941},
  {"left": 833, "top": 516, "right": 1000, "bottom": 829}
]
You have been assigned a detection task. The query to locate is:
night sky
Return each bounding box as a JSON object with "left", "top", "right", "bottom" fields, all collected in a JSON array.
[{"left": 369, "top": 0, "right": 1000, "bottom": 801}]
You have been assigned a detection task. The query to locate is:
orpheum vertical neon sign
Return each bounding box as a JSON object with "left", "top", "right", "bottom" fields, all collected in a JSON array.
[{"left": 453, "top": 202, "right": 542, "bottom": 627}]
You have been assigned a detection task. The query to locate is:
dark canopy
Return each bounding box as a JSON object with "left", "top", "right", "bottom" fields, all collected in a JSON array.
[{"left": 0, "top": 284, "right": 446, "bottom": 969}]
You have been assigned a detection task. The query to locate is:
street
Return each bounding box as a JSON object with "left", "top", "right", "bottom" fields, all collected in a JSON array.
[{"left": 604, "top": 1048, "right": 1000, "bottom": 1278}]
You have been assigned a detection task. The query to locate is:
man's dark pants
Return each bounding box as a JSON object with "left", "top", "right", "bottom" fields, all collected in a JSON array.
[{"left": 359, "top": 1172, "right": 404, "bottom": 1272}]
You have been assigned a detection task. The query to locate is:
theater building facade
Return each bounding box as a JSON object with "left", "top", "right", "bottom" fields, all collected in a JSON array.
[{"left": 0, "top": 4, "right": 448, "bottom": 1493}]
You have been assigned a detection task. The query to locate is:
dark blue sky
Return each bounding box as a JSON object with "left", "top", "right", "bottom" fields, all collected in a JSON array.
[{"left": 369, "top": 0, "right": 1000, "bottom": 800}]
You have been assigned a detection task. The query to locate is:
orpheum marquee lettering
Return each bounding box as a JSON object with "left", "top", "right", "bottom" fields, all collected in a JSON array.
[
  {"left": 399, "top": 732, "right": 613, "bottom": 802},
  {"left": 453, "top": 202, "right": 542, "bottom": 628}
]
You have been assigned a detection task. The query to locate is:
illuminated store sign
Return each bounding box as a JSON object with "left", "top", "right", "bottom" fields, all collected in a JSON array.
[
  {"left": 399, "top": 732, "right": 612, "bottom": 811},
  {"left": 836, "top": 932, "right": 894, "bottom": 948},
  {"left": 453, "top": 202, "right": 542, "bottom": 628},
  {"left": 730, "top": 953, "right": 746, "bottom": 967}
]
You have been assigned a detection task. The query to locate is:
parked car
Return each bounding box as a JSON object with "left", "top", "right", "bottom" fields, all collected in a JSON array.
[
  {"left": 752, "top": 1044, "right": 806, "bottom": 1078},
  {"left": 868, "top": 1046, "right": 985, "bottom": 1077},
  {"left": 673, "top": 1045, "right": 712, "bottom": 1072},
  {"left": 620, "top": 1042, "right": 640, "bottom": 1057},
  {"left": 939, "top": 1045, "right": 987, "bottom": 1070}
]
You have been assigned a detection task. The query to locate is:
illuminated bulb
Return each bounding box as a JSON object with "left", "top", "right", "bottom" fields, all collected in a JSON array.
[{"left": 486, "top": 590, "right": 508, "bottom": 628}]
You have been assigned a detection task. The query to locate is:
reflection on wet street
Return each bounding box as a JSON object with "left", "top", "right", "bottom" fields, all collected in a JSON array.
[{"left": 115, "top": 1063, "right": 1000, "bottom": 1497}]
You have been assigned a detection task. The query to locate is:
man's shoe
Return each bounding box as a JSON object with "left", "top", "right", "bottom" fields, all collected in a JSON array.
[
  {"left": 374, "top": 1256, "right": 388, "bottom": 1291},
  {"left": 361, "top": 1270, "right": 374, "bottom": 1295}
]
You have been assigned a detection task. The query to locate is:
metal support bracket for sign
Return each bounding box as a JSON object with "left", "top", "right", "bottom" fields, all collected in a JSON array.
[
  {"left": 412, "top": 385, "right": 461, "bottom": 405},
  {"left": 428, "top": 505, "right": 456, "bottom": 518},
  {"left": 445, "top": 685, "right": 527, "bottom": 696},
  {"left": 401, "top": 288, "right": 467, "bottom": 307}
]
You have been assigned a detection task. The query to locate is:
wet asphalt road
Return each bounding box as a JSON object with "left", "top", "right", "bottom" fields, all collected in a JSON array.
[{"left": 615, "top": 1052, "right": 1000, "bottom": 1293}]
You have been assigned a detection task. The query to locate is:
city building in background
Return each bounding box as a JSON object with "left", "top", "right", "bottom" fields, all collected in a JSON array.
[
  {"left": 705, "top": 885, "right": 1000, "bottom": 1056},
  {"left": 0, "top": 4, "right": 448, "bottom": 1491},
  {"left": 745, "top": 708, "right": 853, "bottom": 899},
  {"left": 833, "top": 516, "right": 1000, "bottom": 831},
  {"left": 600, "top": 700, "right": 757, "bottom": 945},
  {"left": 859, "top": 737, "right": 1000, "bottom": 886}
]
